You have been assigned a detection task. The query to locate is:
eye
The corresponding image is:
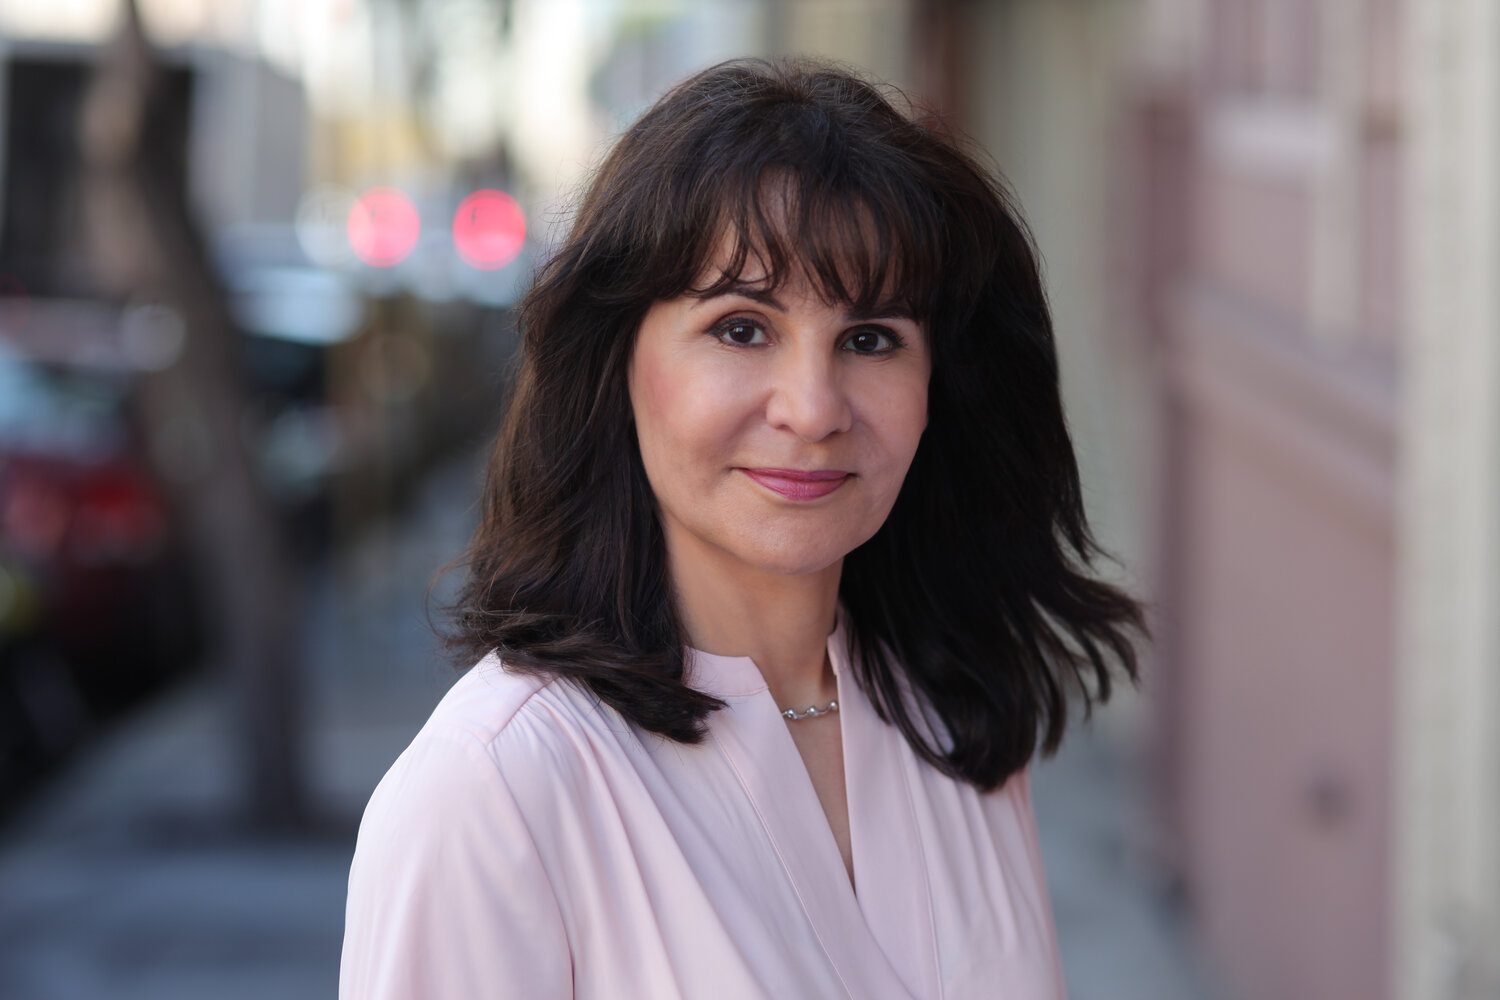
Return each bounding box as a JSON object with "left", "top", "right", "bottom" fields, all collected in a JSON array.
[
  {"left": 843, "top": 327, "right": 906, "bottom": 355},
  {"left": 711, "top": 317, "right": 769, "bottom": 347}
]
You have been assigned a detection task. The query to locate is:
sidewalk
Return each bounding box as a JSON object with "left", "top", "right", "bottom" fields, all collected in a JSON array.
[
  {"left": 1031, "top": 708, "right": 1222, "bottom": 1000},
  {"left": 0, "top": 446, "right": 1218, "bottom": 1000}
]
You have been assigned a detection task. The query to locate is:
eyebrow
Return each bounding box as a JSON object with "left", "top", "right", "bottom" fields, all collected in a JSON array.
[{"left": 688, "top": 280, "right": 915, "bottom": 321}]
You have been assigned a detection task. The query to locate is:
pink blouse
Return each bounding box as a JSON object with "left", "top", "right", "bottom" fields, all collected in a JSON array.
[{"left": 339, "top": 602, "right": 1068, "bottom": 999}]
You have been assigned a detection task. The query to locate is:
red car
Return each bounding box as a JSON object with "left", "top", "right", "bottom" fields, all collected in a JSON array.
[{"left": 0, "top": 332, "right": 207, "bottom": 811}]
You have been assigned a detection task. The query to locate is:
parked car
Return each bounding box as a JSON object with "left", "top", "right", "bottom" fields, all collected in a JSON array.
[{"left": 0, "top": 332, "right": 207, "bottom": 815}]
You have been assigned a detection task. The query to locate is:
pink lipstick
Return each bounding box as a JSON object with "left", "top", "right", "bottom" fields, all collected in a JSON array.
[{"left": 739, "top": 468, "right": 852, "bottom": 501}]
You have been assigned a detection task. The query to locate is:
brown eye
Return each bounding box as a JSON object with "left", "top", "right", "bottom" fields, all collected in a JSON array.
[
  {"left": 711, "top": 318, "right": 768, "bottom": 347},
  {"left": 844, "top": 327, "right": 905, "bottom": 354}
]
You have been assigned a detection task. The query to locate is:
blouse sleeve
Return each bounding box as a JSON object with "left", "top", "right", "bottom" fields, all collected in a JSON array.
[{"left": 338, "top": 726, "right": 573, "bottom": 999}]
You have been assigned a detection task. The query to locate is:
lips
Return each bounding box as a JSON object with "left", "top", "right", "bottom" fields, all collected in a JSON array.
[{"left": 739, "top": 468, "right": 852, "bottom": 501}]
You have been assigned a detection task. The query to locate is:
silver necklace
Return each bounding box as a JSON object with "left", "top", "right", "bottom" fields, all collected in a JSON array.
[
  {"left": 781, "top": 698, "right": 839, "bottom": 721},
  {"left": 782, "top": 651, "right": 839, "bottom": 720}
]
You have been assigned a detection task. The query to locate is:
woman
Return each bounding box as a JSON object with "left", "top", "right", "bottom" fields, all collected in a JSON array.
[{"left": 339, "top": 56, "right": 1148, "bottom": 1000}]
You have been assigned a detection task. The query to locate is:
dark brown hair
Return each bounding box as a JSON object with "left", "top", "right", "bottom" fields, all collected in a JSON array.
[{"left": 436, "top": 55, "right": 1150, "bottom": 791}]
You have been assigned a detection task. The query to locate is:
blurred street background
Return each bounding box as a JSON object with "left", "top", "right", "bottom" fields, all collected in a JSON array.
[{"left": 0, "top": 2, "right": 1495, "bottom": 1000}]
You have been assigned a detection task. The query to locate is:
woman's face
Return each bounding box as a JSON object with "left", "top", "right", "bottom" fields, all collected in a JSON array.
[{"left": 627, "top": 252, "right": 931, "bottom": 582}]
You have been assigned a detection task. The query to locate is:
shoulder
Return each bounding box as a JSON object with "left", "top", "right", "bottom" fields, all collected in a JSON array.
[
  {"left": 414, "top": 652, "right": 616, "bottom": 766},
  {"left": 362, "top": 653, "right": 616, "bottom": 829},
  {"left": 342, "top": 656, "right": 577, "bottom": 997},
  {"left": 348, "top": 657, "right": 598, "bottom": 899},
  {"left": 418, "top": 650, "right": 562, "bottom": 747}
]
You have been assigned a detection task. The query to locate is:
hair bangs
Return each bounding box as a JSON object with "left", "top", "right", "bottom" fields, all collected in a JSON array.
[{"left": 665, "top": 157, "right": 946, "bottom": 326}]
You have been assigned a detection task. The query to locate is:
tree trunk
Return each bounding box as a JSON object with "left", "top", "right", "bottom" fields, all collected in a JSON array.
[{"left": 77, "top": 0, "right": 309, "bottom": 831}]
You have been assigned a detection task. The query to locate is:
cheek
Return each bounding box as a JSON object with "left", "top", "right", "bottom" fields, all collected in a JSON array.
[
  {"left": 863, "top": 372, "right": 930, "bottom": 458},
  {"left": 632, "top": 351, "right": 741, "bottom": 473}
]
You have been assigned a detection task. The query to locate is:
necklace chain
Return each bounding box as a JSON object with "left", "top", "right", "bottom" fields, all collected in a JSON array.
[
  {"left": 781, "top": 698, "right": 839, "bottom": 721},
  {"left": 782, "top": 649, "right": 839, "bottom": 721}
]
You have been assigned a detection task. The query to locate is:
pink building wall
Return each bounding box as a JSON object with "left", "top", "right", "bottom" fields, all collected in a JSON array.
[{"left": 1137, "top": 1, "right": 1405, "bottom": 997}]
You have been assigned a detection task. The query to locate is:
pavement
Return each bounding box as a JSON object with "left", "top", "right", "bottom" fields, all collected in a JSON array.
[
  {"left": 0, "top": 446, "right": 1222, "bottom": 1000},
  {"left": 1032, "top": 702, "right": 1224, "bottom": 1000}
]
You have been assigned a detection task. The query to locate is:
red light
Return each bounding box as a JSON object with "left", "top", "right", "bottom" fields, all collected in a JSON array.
[
  {"left": 452, "top": 189, "right": 525, "bottom": 270},
  {"left": 347, "top": 187, "right": 421, "bottom": 268},
  {"left": 70, "top": 467, "right": 166, "bottom": 562}
]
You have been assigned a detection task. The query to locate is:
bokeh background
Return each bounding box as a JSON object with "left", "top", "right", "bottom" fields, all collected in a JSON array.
[{"left": 0, "top": 2, "right": 1495, "bottom": 999}]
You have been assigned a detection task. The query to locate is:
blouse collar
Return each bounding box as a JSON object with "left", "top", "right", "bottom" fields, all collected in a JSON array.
[{"left": 685, "top": 599, "right": 850, "bottom": 699}]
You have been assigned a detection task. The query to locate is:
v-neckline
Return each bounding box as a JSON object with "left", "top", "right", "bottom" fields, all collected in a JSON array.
[
  {"left": 783, "top": 706, "right": 856, "bottom": 896},
  {"left": 687, "top": 602, "right": 942, "bottom": 1000}
]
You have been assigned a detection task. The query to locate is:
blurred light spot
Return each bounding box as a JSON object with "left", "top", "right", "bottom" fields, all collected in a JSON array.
[
  {"left": 295, "top": 185, "right": 358, "bottom": 267},
  {"left": 229, "top": 266, "right": 364, "bottom": 345},
  {"left": 120, "top": 302, "right": 187, "bottom": 371},
  {"left": 347, "top": 187, "right": 420, "bottom": 268},
  {"left": 452, "top": 189, "right": 525, "bottom": 270}
]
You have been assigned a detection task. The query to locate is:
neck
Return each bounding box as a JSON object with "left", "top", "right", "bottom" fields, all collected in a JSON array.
[{"left": 667, "top": 530, "right": 841, "bottom": 708}]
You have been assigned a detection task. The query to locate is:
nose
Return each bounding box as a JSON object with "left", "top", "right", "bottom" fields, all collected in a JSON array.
[{"left": 763, "top": 341, "right": 854, "bottom": 442}]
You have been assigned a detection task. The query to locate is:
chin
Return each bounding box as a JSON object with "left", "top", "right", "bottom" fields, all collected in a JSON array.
[{"left": 728, "top": 535, "right": 855, "bottom": 578}]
